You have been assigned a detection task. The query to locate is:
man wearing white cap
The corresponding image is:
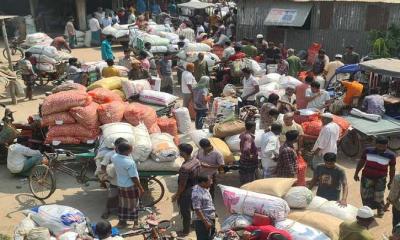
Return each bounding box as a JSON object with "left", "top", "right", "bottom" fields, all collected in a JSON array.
[
  {"left": 255, "top": 34, "right": 268, "bottom": 54},
  {"left": 324, "top": 54, "right": 344, "bottom": 84},
  {"left": 338, "top": 206, "right": 374, "bottom": 240},
  {"left": 311, "top": 113, "right": 340, "bottom": 169}
]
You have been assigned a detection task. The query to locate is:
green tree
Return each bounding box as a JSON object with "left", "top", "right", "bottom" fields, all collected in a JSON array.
[{"left": 369, "top": 24, "right": 400, "bottom": 58}]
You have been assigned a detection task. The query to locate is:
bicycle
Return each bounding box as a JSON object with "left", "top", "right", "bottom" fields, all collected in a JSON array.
[
  {"left": 3, "top": 38, "right": 24, "bottom": 62},
  {"left": 29, "top": 147, "right": 165, "bottom": 207},
  {"left": 120, "top": 207, "right": 180, "bottom": 240}
]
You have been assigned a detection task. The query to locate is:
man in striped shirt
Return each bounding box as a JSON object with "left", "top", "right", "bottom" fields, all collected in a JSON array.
[{"left": 354, "top": 136, "right": 396, "bottom": 217}]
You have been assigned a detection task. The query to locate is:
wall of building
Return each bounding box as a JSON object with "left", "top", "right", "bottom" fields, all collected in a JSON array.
[{"left": 236, "top": 0, "right": 400, "bottom": 58}]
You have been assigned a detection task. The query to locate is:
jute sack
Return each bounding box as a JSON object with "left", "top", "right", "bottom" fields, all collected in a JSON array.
[
  {"left": 213, "top": 119, "right": 245, "bottom": 138},
  {"left": 208, "top": 137, "right": 235, "bottom": 164},
  {"left": 240, "top": 178, "right": 296, "bottom": 198},
  {"left": 288, "top": 211, "right": 342, "bottom": 240}
]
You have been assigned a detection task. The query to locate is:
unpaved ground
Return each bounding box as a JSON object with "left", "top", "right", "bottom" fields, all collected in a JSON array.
[{"left": 0, "top": 45, "right": 397, "bottom": 239}]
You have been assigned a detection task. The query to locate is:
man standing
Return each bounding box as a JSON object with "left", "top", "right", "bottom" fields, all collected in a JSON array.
[
  {"left": 343, "top": 46, "right": 360, "bottom": 65},
  {"left": 7, "top": 138, "right": 42, "bottom": 177},
  {"left": 308, "top": 152, "right": 348, "bottom": 205},
  {"left": 338, "top": 206, "right": 375, "bottom": 240},
  {"left": 112, "top": 142, "right": 144, "bottom": 228},
  {"left": 255, "top": 34, "right": 268, "bottom": 55},
  {"left": 192, "top": 175, "right": 216, "bottom": 240},
  {"left": 242, "top": 38, "right": 258, "bottom": 58},
  {"left": 18, "top": 52, "right": 36, "bottom": 100},
  {"left": 157, "top": 53, "right": 173, "bottom": 94},
  {"left": 89, "top": 14, "right": 102, "bottom": 46},
  {"left": 385, "top": 172, "right": 400, "bottom": 230},
  {"left": 101, "top": 35, "right": 114, "bottom": 61},
  {"left": 276, "top": 130, "right": 298, "bottom": 178},
  {"left": 143, "top": 42, "right": 157, "bottom": 76},
  {"left": 324, "top": 54, "right": 344, "bottom": 84},
  {"left": 296, "top": 75, "right": 313, "bottom": 110},
  {"left": 286, "top": 48, "right": 301, "bottom": 77},
  {"left": 354, "top": 136, "right": 396, "bottom": 217},
  {"left": 280, "top": 112, "right": 304, "bottom": 152},
  {"left": 311, "top": 113, "right": 340, "bottom": 169},
  {"left": 239, "top": 120, "right": 259, "bottom": 185},
  {"left": 305, "top": 81, "right": 331, "bottom": 111},
  {"left": 65, "top": 17, "right": 76, "bottom": 49},
  {"left": 194, "top": 53, "right": 209, "bottom": 82},
  {"left": 276, "top": 54, "right": 289, "bottom": 75},
  {"left": 362, "top": 88, "right": 385, "bottom": 116},
  {"left": 241, "top": 68, "right": 260, "bottom": 106},
  {"left": 260, "top": 123, "right": 282, "bottom": 178},
  {"left": 197, "top": 139, "right": 224, "bottom": 199},
  {"left": 181, "top": 63, "right": 197, "bottom": 108},
  {"left": 312, "top": 49, "right": 329, "bottom": 75},
  {"left": 172, "top": 143, "right": 201, "bottom": 236}
]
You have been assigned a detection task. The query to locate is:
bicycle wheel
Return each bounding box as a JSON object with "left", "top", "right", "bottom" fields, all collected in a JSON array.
[
  {"left": 340, "top": 129, "right": 361, "bottom": 157},
  {"left": 35, "top": 75, "right": 50, "bottom": 86},
  {"left": 140, "top": 177, "right": 165, "bottom": 207},
  {"left": 3, "top": 47, "right": 24, "bottom": 62},
  {"left": 29, "top": 164, "right": 56, "bottom": 200}
]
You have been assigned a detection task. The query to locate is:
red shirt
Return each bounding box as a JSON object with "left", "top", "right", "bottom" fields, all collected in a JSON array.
[
  {"left": 229, "top": 52, "right": 246, "bottom": 61},
  {"left": 295, "top": 83, "right": 309, "bottom": 109},
  {"left": 245, "top": 225, "right": 293, "bottom": 240},
  {"left": 361, "top": 147, "right": 396, "bottom": 178}
]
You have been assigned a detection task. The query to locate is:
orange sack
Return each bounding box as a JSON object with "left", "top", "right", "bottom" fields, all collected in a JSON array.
[
  {"left": 88, "top": 87, "right": 123, "bottom": 104},
  {"left": 45, "top": 136, "right": 81, "bottom": 145},
  {"left": 70, "top": 102, "right": 100, "bottom": 128},
  {"left": 148, "top": 123, "right": 161, "bottom": 134},
  {"left": 98, "top": 101, "right": 126, "bottom": 124},
  {"left": 302, "top": 120, "right": 323, "bottom": 137},
  {"left": 42, "top": 90, "right": 92, "bottom": 115},
  {"left": 157, "top": 117, "right": 178, "bottom": 137},
  {"left": 47, "top": 123, "right": 99, "bottom": 138},
  {"left": 41, "top": 112, "right": 76, "bottom": 127},
  {"left": 124, "top": 103, "right": 157, "bottom": 129}
]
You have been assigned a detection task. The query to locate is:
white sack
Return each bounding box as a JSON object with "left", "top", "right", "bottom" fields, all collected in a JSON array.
[
  {"left": 184, "top": 43, "right": 211, "bottom": 52},
  {"left": 221, "top": 214, "right": 253, "bottom": 231},
  {"left": 102, "top": 26, "right": 118, "bottom": 36},
  {"left": 14, "top": 214, "right": 36, "bottom": 239},
  {"left": 132, "top": 123, "right": 152, "bottom": 162},
  {"left": 150, "top": 133, "right": 179, "bottom": 162},
  {"left": 137, "top": 157, "right": 183, "bottom": 172},
  {"left": 32, "top": 54, "right": 57, "bottom": 64},
  {"left": 259, "top": 73, "right": 281, "bottom": 86},
  {"left": 175, "top": 107, "right": 191, "bottom": 134},
  {"left": 75, "top": 30, "right": 85, "bottom": 38},
  {"left": 284, "top": 186, "right": 314, "bottom": 209},
  {"left": 27, "top": 45, "right": 58, "bottom": 58},
  {"left": 307, "top": 197, "right": 358, "bottom": 221},
  {"left": 276, "top": 219, "right": 330, "bottom": 240},
  {"left": 189, "top": 129, "right": 212, "bottom": 147},
  {"left": 150, "top": 46, "right": 168, "bottom": 53},
  {"left": 84, "top": 30, "right": 91, "bottom": 47},
  {"left": 279, "top": 75, "right": 302, "bottom": 89},
  {"left": 225, "top": 129, "right": 263, "bottom": 152},
  {"left": 139, "top": 90, "right": 178, "bottom": 106},
  {"left": 37, "top": 63, "right": 54, "bottom": 72},
  {"left": 100, "top": 122, "right": 135, "bottom": 148},
  {"left": 150, "top": 77, "right": 161, "bottom": 91},
  {"left": 121, "top": 79, "right": 151, "bottom": 98}
]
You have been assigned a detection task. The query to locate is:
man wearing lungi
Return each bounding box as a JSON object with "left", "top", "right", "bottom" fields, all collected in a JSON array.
[
  {"left": 354, "top": 136, "right": 396, "bottom": 217},
  {"left": 112, "top": 142, "right": 144, "bottom": 228}
]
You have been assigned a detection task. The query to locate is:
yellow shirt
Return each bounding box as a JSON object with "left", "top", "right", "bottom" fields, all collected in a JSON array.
[
  {"left": 280, "top": 122, "right": 304, "bottom": 147},
  {"left": 342, "top": 81, "right": 363, "bottom": 105},
  {"left": 102, "top": 66, "right": 120, "bottom": 78},
  {"left": 338, "top": 221, "right": 374, "bottom": 240}
]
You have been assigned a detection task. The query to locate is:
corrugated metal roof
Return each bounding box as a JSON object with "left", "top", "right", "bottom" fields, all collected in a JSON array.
[{"left": 292, "top": 0, "right": 400, "bottom": 3}]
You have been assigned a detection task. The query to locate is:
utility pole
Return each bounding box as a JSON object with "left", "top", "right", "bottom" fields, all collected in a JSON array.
[{"left": 1, "top": 18, "right": 17, "bottom": 104}]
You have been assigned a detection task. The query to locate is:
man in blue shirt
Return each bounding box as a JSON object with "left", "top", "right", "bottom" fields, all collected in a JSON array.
[
  {"left": 101, "top": 35, "right": 114, "bottom": 61},
  {"left": 112, "top": 142, "right": 144, "bottom": 228}
]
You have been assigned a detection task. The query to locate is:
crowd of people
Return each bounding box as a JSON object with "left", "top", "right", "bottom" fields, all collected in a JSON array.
[{"left": 7, "top": 0, "right": 400, "bottom": 239}]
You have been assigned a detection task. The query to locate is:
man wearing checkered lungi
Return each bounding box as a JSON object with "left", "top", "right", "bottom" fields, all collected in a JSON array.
[
  {"left": 112, "top": 142, "right": 144, "bottom": 228},
  {"left": 354, "top": 136, "right": 396, "bottom": 218}
]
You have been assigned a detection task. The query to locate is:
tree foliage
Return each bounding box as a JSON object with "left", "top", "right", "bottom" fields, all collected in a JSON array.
[{"left": 369, "top": 24, "right": 400, "bottom": 58}]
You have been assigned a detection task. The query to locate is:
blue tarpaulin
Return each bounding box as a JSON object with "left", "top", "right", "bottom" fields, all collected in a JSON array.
[{"left": 335, "top": 64, "right": 361, "bottom": 74}]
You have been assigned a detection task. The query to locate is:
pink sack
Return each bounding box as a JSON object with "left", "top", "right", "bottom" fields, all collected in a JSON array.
[
  {"left": 98, "top": 101, "right": 126, "bottom": 124},
  {"left": 41, "top": 112, "right": 76, "bottom": 127},
  {"left": 124, "top": 103, "right": 157, "bottom": 129},
  {"left": 70, "top": 102, "right": 100, "bottom": 128},
  {"left": 42, "top": 90, "right": 92, "bottom": 115},
  {"left": 88, "top": 88, "right": 123, "bottom": 104},
  {"left": 47, "top": 124, "right": 99, "bottom": 138},
  {"left": 45, "top": 136, "right": 81, "bottom": 145},
  {"left": 148, "top": 123, "right": 161, "bottom": 134}
]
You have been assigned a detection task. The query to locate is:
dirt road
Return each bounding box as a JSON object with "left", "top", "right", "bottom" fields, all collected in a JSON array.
[{"left": 0, "top": 46, "right": 397, "bottom": 239}]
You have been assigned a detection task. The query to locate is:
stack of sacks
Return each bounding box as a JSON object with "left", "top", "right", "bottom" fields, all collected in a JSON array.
[
  {"left": 131, "top": 30, "right": 170, "bottom": 48},
  {"left": 75, "top": 30, "right": 86, "bottom": 48},
  {"left": 121, "top": 79, "right": 151, "bottom": 99},
  {"left": 256, "top": 73, "right": 302, "bottom": 100},
  {"left": 124, "top": 102, "right": 159, "bottom": 134},
  {"left": 27, "top": 45, "right": 73, "bottom": 71},
  {"left": 102, "top": 24, "right": 130, "bottom": 39},
  {"left": 176, "top": 51, "right": 220, "bottom": 72},
  {"left": 41, "top": 90, "right": 99, "bottom": 144},
  {"left": 301, "top": 114, "right": 350, "bottom": 138},
  {"left": 88, "top": 88, "right": 126, "bottom": 125},
  {"left": 25, "top": 33, "right": 53, "bottom": 47},
  {"left": 157, "top": 117, "right": 179, "bottom": 145},
  {"left": 150, "top": 133, "right": 179, "bottom": 162}
]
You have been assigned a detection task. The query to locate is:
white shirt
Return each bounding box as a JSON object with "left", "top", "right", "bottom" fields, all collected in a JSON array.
[
  {"left": 94, "top": 11, "right": 105, "bottom": 22},
  {"left": 306, "top": 89, "right": 331, "bottom": 110},
  {"left": 181, "top": 70, "right": 197, "bottom": 94},
  {"left": 312, "top": 122, "right": 340, "bottom": 156},
  {"left": 260, "top": 131, "right": 280, "bottom": 161},
  {"left": 324, "top": 60, "right": 344, "bottom": 83},
  {"left": 7, "top": 143, "right": 41, "bottom": 173},
  {"left": 241, "top": 75, "right": 259, "bottom": 101},
  {"left": 89, "top": 18, "right": 101, "bottom": 32},
  {"left": 223, "top": 46, "right": 235, "bottom": 60}
]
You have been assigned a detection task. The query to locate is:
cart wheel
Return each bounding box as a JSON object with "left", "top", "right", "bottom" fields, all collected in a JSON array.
[
  {"left": 3, "top": 47, "right": 24, "bottom": 62},
  {"left": 29, "top": 164, "right": 56, "bottom": 200},
  {"left": 340, "top": 130, "right": 361, "bottom": 157},
  {"left": 35, "top": 75, "right": 50, "bottom": 86},
  {"left": 388, "top": 136, "right": 400, "bottom": 151},
  {"left": 140, "top": 177, "right": 165, "bottom": 207}
]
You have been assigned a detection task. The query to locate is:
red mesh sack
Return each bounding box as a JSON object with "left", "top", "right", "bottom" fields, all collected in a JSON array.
[
  {"left": 45, "top": 136, "right": 81, "bottom": 145},
  {"left": 157, "top": 117, "right": 178, "bottom": 137},
  {"left": 98, "top": 101, "right": 126, "bottom": 124},
  {"left": 148, "top": 123, "right": 161, "bottom": 134},
  {"left": 296, "top": 155, "right": 307, "bottom": 186},
  {"left": 124, "top": 103, "right": 157, "bottom": 129},
  {"left": 88, "top": 87, "right": 123, "bottom": 104},
  {"left": 41, "top": 112, "right": 76, "bottom": 127},
  {"left": 332, "top": 115, "right": 350, "bottom": 131},
  {"left": 42, "top": 90, "right": 92, "bottom": 115},
  {"left": 302, "top": 120, "right": 322, "bottom": 136},
  {"left": 293, "top": 113, "right": 320, "bottom": 124},
  {"left": 47, "top": 123, "right": 99, "bottom": 138},
  {"left": 70, "top": 102, "right": 100, "bottom": 128}
]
